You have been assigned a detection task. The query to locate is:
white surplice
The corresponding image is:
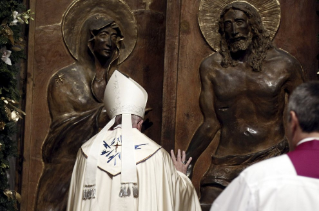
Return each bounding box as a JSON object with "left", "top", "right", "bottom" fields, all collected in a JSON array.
[
  {"left": 67, "top": 128, "right": 201, "bottom": 211},
  {"left": 210, "top": 154, "right": 319, "bottom": 211}
]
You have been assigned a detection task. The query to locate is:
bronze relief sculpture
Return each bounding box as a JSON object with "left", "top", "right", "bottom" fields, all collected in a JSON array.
[
  {"left": 35, "top": 0, "right": 137, "bottom": 210},
  {"left": 186, "top": 1, "right": 304, "bottom": 210}
]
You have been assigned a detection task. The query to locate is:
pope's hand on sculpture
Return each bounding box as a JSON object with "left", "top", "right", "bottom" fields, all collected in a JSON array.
[{"left": 170, "top": 149, "right": 192, "bottom": 175}]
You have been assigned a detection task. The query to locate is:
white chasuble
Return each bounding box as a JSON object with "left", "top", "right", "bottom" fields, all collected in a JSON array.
[{"left": 67, "top": 128, "right": 201, "bottom": 211}]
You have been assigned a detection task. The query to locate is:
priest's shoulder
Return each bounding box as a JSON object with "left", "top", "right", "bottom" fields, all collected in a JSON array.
[
  {"left": 81, "top": 133, "right": 99, "bottom": 157},
  {"left": 240, "top": 154, "right": 295, "bottom": 181},
  {"left": 131, "top": 128, "right": 161, "bottom": 148}
]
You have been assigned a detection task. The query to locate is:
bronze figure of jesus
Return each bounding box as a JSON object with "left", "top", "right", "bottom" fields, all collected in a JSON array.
[{"left": 186, "top": 2, "right": 304, "bottom": 210}]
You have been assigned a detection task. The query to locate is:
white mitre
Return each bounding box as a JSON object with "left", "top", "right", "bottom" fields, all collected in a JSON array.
[
  {"left": 83, "top": 70, "right": 151, "bottom": 200},
  {"left": 104, "top": 70, "right": 147, "bottom": 119}
]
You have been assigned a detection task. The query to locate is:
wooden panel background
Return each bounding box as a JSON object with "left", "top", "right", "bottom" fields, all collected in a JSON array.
[{"left": 21, "top": 0, "right": 319, "bottom": 210}]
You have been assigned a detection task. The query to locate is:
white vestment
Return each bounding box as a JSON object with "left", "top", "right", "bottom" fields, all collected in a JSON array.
[
  {"left": 67, "top": 128, "right": 201, "bottom": 211},
  {"left": 210, "top": 154, "right": 319, "bottom": 211}
]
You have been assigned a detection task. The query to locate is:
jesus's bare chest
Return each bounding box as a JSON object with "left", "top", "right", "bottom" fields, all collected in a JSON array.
[{"left": 212, "top": 66, "right": 287, "bottom": 103}]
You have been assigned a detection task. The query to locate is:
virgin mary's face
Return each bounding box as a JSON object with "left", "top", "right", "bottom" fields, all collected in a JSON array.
[{"left": 92, "top": 26, "right": 118, "bottom": 59}]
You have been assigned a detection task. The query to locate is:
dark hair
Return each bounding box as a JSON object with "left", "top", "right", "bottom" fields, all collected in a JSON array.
[
  {"left": 218, "top": 2, "right": 273, "bottom": 72},
  {"left": 288, "top": 81, "right": 319, "bottom": 133}
]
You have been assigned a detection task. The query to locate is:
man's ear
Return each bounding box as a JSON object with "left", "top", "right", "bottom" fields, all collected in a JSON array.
[
  {"left": 289, "top": 111, "right": 299, "bottom": 142},
  {"left": 137, "top": 119, "right": 144, "bottom": 131},
  {"left": 290, "top": 111, "right": 298, "bottom": 126}
]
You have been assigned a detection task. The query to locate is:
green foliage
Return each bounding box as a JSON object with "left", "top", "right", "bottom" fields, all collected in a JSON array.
[{"left": 0, "top": 0, "right": 31, "bottom": 210}]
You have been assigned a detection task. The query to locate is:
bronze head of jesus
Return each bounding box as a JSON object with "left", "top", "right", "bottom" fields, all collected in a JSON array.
[{"left": 219, "top": 2, "right": 273, "bottom": 72}]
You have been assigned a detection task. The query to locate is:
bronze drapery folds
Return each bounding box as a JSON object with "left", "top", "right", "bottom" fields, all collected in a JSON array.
[{"left": 34, "top": 0, "right": 136, "bottom": 210}]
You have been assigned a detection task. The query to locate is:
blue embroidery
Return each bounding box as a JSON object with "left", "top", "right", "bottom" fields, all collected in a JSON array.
[
  {"left": 117, "top": 135, "right": 122, "bottom": 143},
  {"left": 100, "top": 135, "right": 149, "bottom": 166},
  {"left": 110, "top": 138, "right": 115, "bottom": 146},
  {"left": 135, "top": 144, "right": 148, "bottom": 149},
  {"left": 107, "top": 153, "right": 119, "bottom": 163},
  {"left": 103, "top": 141, "right": 111, "bottom": 149},
  {"left": 101, "top": 140, "right": 114, "bottom": 156}
]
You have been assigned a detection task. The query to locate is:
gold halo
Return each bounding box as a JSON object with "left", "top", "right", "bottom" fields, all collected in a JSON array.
[
  {"left": 198, "top": 0, "right": 281, "bottom": 52},
  {"left": 62, "top": 0, "right": 137, "bottom": 64}
]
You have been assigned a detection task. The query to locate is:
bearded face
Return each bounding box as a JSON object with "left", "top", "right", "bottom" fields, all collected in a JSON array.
[
  {"left": 219, "top": 3, "right": 273, "bottom": 72},
  {"left": 228, "top": 32, "right": 252, "bottom": 52},
  {"left": 223, "top": 9, "right": 252, "bottom": 53}
]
